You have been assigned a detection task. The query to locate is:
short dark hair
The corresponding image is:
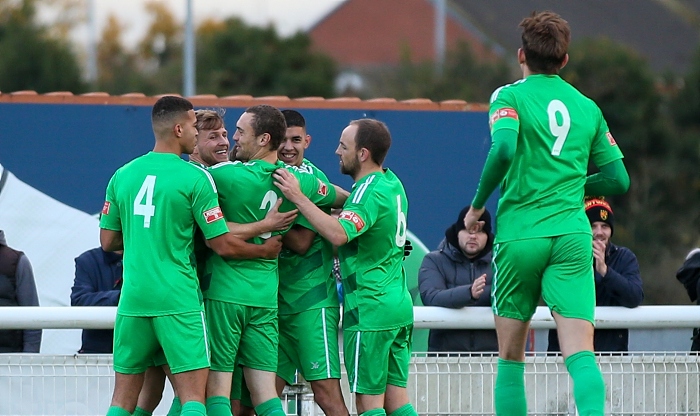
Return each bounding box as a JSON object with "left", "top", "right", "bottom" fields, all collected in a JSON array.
[
  {"left": 350, "top": 118, "right": 391, "bottom": 166},
  {"left": 152, "top": 96, "right": 193, "bottom": 124},
  {"left": 519, "top": 11, "right": 570, "bottom": 74},
  {"left": 245, "top": 105, "right": 286, "bottom": 150},
  {"left": 282, "top": 109, "right": 306, "bottom": 129}
]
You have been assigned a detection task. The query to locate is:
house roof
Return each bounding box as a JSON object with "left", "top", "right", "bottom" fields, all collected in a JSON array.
[
  {"left": 449, "top": 0, "right": 700, "bottom": 73},
  {"left": 309, "top": 0, "right": 700, "bottom": 73},
  {"left": 308, "top": 0, "right": 491, "bottom": 67}
]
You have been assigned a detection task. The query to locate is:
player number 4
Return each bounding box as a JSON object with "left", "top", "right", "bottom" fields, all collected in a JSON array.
[
  {"left": 134, "top": 175, "right": 156, "bottom": 228},
  {"left": 547, "top": 99, "right": 570, "bottom": 156}
]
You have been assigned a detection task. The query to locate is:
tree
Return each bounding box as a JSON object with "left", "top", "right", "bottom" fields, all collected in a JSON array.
[
  {"left": 196, "top": 17, "right": 336, "bottom": 98},
  {"left": 0, "top": 0, "right": 85, "bottom": 93},
  {"left": 367, "top": 41, "right": 514, "bottom": 103},
  {"left": 95, "top": 14, "right": 146, "bottom": 94}
]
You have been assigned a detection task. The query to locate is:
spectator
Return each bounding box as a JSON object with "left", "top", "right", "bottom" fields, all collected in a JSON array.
[
  {"left": 675, "top": 247, "right": 700, "bottom": 351},
  {"left": 70, "top": 247, "right": 123, "bottom": 353},
  {"left": 548, "top": 197, "right": 643, "bottom": 352},
  {"left": 0, "top": 230, "right": 41, "bottom": 353},
  {"left": 419, "top": 206, "right": 498, "bottom": 353}
]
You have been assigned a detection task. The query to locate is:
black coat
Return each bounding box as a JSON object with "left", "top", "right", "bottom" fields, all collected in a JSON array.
[
  {"left": 549, "top": 242, "right": 643, "bottom": 352},
  {"left": 419, "top": 239, "right": 498, "bottom": 352}
]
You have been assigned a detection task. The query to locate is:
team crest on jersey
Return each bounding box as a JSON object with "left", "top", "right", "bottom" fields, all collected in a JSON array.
[
  {"left": 339, "top": 210, "right": 365, "bottom": 232},
  {"left": 203, "top": 207, "right": 224, "bottom": 224},
  {"left": 317, "top": 179, "right": 329, "bottom": 197},
  {"left": 102, "top": 201, "right": 110, "bottom": 215},
  {"left": 489, "top": 108, "right": 518, "bottom": 127},
  {"left": 606, "top": 132, "right": 617, "bottom": 146}
]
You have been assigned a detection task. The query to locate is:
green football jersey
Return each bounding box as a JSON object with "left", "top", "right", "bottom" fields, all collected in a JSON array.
[
  {"left": 278, "top": 159, "right": 338, "bottom": 315},
  {"left": 489, "top": 74, "right": 624, "bottom": 242},
  {"left": 99, "top": 152, "right": 229, "bottom": 316},
  {"left": 204, "top": 159, "right": 336, "bottom": 308},
  {"left": 337, "top": 169, "right": 413, "bottom": 331}
]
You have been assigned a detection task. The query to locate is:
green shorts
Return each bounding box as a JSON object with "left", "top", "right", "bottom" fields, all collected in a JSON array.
[
  {"left": 343, "top": 325, "right": 413, "bottom": 395},
  {"left": 492, "top": 233, "right": 595, "bottom": 323},
  {"left": 113, "top": 311, "right": 210, "bottom": 375},
  {"left": 277, "top": 307, "right": 341, "bottom": 385},
  {"left": 205, "top": 299, "right": 279, "bottom": 372}
]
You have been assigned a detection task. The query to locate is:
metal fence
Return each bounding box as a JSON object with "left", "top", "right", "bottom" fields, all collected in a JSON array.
[{"left": 2, "top": 352, "right": 699, "bottom": 416}]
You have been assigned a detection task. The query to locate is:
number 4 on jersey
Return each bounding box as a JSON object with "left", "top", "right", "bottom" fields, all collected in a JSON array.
[{"left": 134, "top": 175, "right": 156, "bottom": 228}]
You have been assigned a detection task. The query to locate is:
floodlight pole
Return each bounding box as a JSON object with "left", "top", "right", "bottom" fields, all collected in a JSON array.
[
  {"left": 434, "top": 0, "right": 446, "bottom": 76},
  {"left": 183, "top": 0, "right": 196, "bottom": 97}
]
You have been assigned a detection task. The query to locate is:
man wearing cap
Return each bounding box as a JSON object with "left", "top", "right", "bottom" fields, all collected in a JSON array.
[
  {"left": 548, "top": 197, "right": 644, "bottom": 352},
  {"left": 418, "top": 206, "right": 498, "bottom": 353}
]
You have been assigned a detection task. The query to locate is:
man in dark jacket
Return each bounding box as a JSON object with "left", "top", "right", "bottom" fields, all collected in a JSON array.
[
  {"left": 70, "top": 247, "right": 123, "bottom": 353},
  {"left": 0, "top": 230, "right": 41, "bottom": 353},
  {"left": 675, "top": 247, "right": 700, "bottom": 351},
  {"left": 549, "top": 198, "right": 643, "bottom": 352},
  {"left": 419, "top": 205, "right": 498, "bottom": 353}
]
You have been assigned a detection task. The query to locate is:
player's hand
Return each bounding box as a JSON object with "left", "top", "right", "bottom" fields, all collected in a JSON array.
[
  {"left": 261, "top": 235, "right": 283, "bottom": 259},
  {"left": 273, "top": 169, "right": 304, "bottom": 203},
  {"left": 593, "top": 240, "right": 607, "bottom": 276},
  {"left": 403, "top": 239, "right": 413, "bottom": 259},
  {"left": 263, "top": 198, "right": 298, "bottom": 231},
  {"left": 463, "top": 206, "right": 485, "bottom": 234},
  {"left": 471, "top": 274, "right": 487, "bottom": 299}
]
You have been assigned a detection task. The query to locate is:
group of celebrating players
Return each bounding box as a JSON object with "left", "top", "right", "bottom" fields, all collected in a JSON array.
[{"left": 100, "top": 10, "right": 628, "bottom": 416}]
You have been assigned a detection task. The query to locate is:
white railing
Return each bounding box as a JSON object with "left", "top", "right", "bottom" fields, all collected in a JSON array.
[
  {"left": 1, "top": 306, "right": 699, "bottom": 415},
  {"left": 1, "top": 305, "right": 699, "bottom": 329}
]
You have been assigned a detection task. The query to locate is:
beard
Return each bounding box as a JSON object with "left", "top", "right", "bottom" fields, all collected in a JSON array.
[{"left": 340, "top": 155, "right": 360, "bottom": 177}]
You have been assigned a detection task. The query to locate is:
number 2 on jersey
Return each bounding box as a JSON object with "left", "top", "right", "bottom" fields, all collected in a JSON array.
[
  {"left": 134, "top": 175, "right": 156, "bottom": 228},
  {"left": 258, "top": 190, "right": 278, "bottom": 239},
  {"left": 547, "top": 99, "right": 570, "bottom": 156}
]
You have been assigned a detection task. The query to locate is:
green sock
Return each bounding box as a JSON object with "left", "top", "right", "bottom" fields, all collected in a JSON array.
[
  {"left": 205, "top": 396, "right": 231, "bottom": 416},
  {"left": 565, "top": 351, "right": 605, "bottom": 416},
  {"left": 388, "top": 403, "right": 417, "bottom": 416},
  {"left": 105, "top": 406, "right": 131, "bottom": 416},
  {"left": 180, "top": 400, "right": 207, "bottom": 416},
  {"left": 254, "top": 397, "right": 286, "bottom": 416},
  {"left": 494, "top": 358, "right": 527, "bottom": 416},
  {"left": 166, "top": 397, "right": 181, "bottom": 416},
  {"left": 132, "top": 407, "right": 152, "bottom": 416},
  {"left": 360, "top": 409, "right": 387, "bottom": 416}
]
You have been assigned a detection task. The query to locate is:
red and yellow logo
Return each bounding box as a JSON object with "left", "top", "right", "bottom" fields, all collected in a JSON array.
[
  {"left": 317, "top": 179, "right": 328, "bottom": 197},
  {"left": 489, "top": 108, "right": 519, "bottom": 127},
  {"left": 203, "top": 207, "right": 224, "bottom": 224},
  {"left": 606, "top": 132, "right": 617, "bottom": 146},
  {"left": 338, "top": 210, "right": 365, "bottom": 232},
  {"left": 600, "top": 209, "right": 609, "bottom": 221}
]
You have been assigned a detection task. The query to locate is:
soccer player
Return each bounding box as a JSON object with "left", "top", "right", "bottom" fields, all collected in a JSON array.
[
  {"left": 204, "top": 105, "right": 345, "bottom": 416},
  {"left": 133, "top": 108, "right": 295, "bottom": 416},
  {"left": 462, "top": 11, "right": 630, "bottom": 416},
  {"left": 99, "top": 96, "right": 282, "bottom": 416},
  {"left": 275, "top": 109, "right": 349, "bottom": 415},
  {"left": 274, "top": 119, "right": 418, "bottom": 416}
]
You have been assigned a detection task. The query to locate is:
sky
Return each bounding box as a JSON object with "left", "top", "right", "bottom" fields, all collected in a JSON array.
[{"left": 41, "top": 0, "right": 346, "bottom": 48}]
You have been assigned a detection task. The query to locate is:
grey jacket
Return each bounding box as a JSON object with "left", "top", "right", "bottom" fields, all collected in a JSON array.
[
  {"left": 0, "top": 230, "right": 41, "bottom": 353},
  {"left": 418, "top": 239, "right": 498, "bottom": 352}
]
